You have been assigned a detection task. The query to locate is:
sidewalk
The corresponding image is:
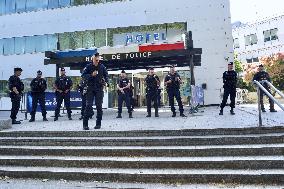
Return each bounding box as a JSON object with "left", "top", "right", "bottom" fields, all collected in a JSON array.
[{"left": 0, "top": 104, "right": 283, "bottom": 132}]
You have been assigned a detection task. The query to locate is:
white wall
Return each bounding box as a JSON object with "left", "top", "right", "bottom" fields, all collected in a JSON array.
[{"left": 0, "top": 0, "right": 233, "bottom": 105}]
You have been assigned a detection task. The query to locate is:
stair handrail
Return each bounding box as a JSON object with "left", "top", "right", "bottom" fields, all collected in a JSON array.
[{"left": 253, "top": 80, "right": 284, "bottom": 127}]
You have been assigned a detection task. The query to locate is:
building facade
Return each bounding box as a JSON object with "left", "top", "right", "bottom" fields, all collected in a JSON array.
[
  {"left": 233, "top": 15, "right": 284, "bottom": 64},
  {"left": 0, "top": 0, "right": 233, "bottom": 105}
]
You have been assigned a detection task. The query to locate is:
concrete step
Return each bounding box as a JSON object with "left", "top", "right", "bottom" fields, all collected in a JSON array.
[
  {"left": 0, "top": 133, "right": 283, "bottom": 146},
  {"left": 1, "top": 126, "right": 284, "bottom": 137},
  {"left": 0, "top": 144, "right": 283, "bottom": 157},
  {"left": 0, "top": 166, "right": 283, "bottom": 184},
  {"left": 0, "top": 155, "right": 283, "bottom": 170}
]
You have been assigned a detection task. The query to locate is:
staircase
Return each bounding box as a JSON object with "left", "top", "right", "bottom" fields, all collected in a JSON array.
[{"left": 0, "top": 126, "right": 284, "bottom": 184}]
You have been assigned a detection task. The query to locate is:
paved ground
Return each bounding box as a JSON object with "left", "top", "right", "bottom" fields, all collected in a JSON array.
[
  {"left": 0, "top": 178, "right": 283, "bottom": 189},
  {"left": 0, "top": 103, "right": 283, "bottom": 132}
]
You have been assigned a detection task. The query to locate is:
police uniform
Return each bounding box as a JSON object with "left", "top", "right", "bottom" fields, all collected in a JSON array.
[
  {"left": 29, "top": 70, "right": 47, "bottom": 122},
  {"left": 253, "top": 66, "right": 276, "bottom": 112},
  {"left": 220, "top": 63, "right": 237, "bottom": 115},
  {"left": 116, "top": 72, "right": 132, "bottom": 118},
  {"left": 54, "top": 68, "right": 73, "bottom": 121},
  {"left": 81, "top": 57, "right": 109, "bottom": 130},
  {"left": 165, "top": 72, "right": 185, "bottom": 117},
  {"left": 78, "top": 78, "right": 94, "bottom": 120},
  {"left": 145, "top": 72, "right": 160, "bottom": 117},
  {"left": 8, "top": 68, "right": 24, "bottom": 124}
]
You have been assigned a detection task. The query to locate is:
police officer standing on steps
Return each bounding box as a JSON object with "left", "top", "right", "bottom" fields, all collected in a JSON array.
[
  {"left": 253, "top": 64, "right": 277, "bottom": 113},
  {"left": 29, "top": 70, "right": 48, "bottom": 122},
  {"left": 144, "top": 68, "right": 160, "bottom": 117},
  {"left": 116, "top": 70, "right": 133, "bottom": 119},
  {"left": 82, "top": 53, "right": 109, "bottom": 130},
  {"left": 219, "top": 62, "right": 237, "bottom": 115},
  {"left": 8, "top": 67, "right": 24, "bottom": 124},
  {"left": 164, "top": 66, "right": 186, "bottom": 117},
  {"left": 53, "top": 68, "right": 73, "bottom": 121}
]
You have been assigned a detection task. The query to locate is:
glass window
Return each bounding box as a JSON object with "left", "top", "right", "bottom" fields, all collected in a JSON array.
[
  {"left": 15, "top": 37, "right": 25, "bottom": 54},
  {"left": 47, "top": 34, "right": 58, "bottom": 51},
  {"left": 233, "top": 38, "right": 240, "bottom": 49},
  {"left": 82, "top": 30, "right": 95, "bottom": 48},
  {"left": 5, "top": 0, "right": 16, "bottom": 14},
  {"left": 35, "top": 35, "right": 48, "bottom": 52},
  {"left": 26, "top": 0, "right": 38, "bottom": 11},
  {"left": 25, "top": 36, "right": 36, "bottom": 53},
  {"left": 48, "top": 0, "right": 59, "bottom": 9},
  {"left": 252, "top": 57, "right": 259, "bottom": 62},
  {"left": 95, "top": 29, "right": 106, "bottom": 48},
  {"left": 71, "top": 0, "right": 84, "bottom": 6},
  {"left": 250, "top": 34, "right": 258, "bottom": 45},
  {"left": 246, "top": 58, "right": 252, "bottom": 63},
  {"left": 59, "top": 0, "right": 70, "bottom": 7},
  {"left": 15, "top": 0, "right": 26, "bottom": 13},
  {"left": 59, "top": 32, "right": 70, "bottom": 50},
  {"left": 270, "top": 28, "right": 278, "bottom": 41},
  {"left": 70, "top": 31, "right": 83, "bottom": 49},
  {"left": 0, "top": 0, "right": 6, "bottom": 15},
  {"left": 263, "top": 30, "right": 271, "bottom": 42},
  {"left": 0, "top": 39, "right": 4, "bottom": 55},
  {"left": 3, "top": 38, "right": 15, "bottom": 55}
]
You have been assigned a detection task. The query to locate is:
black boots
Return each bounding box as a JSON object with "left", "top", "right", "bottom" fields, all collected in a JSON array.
[
  {"left": 83, "top": 118, "right": 89, "bottom": 130},
  {"left": 155, "top": 111, "right": 159, "bottom": 117},
  {"left": 219, "top": 109, "right": 223, "bottom": 115},
  {"left": 180, "top": 113, "right": 186, "bottom": 117},
  {"left": 230, "top": 108, "right": 235, "bottom": 115},
  {"left": 146, "top": 113, "right": 151, "bottom": 117},
  {"left": 129, "top": 112, "right": 133, "bottom": 118},
  {"left": 29, "top": 115, "right": 35, "bottom": 122},
  {"left": 94, "top": 120, "right": 101, "bottom": 129},
  {"left": 54, "top": 117, "right": 58, "bottom": 121},
  {"left": 116, "top": 113, "right": 122, "bottom": 118},
  {"left": 12, "top": 119, "right": 21, "bottom": 124},
  {"left": 172, "top": 112, "right": 176, "bottom": 117}
]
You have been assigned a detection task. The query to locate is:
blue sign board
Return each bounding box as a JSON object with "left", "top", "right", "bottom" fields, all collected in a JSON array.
[{"left": 26, "top": 91, "right": 83, "bottom": 113}]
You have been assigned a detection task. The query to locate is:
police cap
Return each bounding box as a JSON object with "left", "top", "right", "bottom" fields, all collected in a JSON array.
[
  {"left": 228, "top": 62, "right": 234, "bottom": 65},
  {"left": 259, "top": 64, "right": 264, "bottom": 67},
  {"left": 37, "top": 70, "right": 42, "bottom": 75},
  {"left": 93, "top": 52, "right": 100, "bottom": 57},
  {"left": 148, "top": 67, "right": 154, "bottom": 70},
  {"left": 60, "top": 67, "right": 66, "bottom": 71},
  {"left": 14, "top": 67, "right": 23, "bottom": 72},
  {"left": 121, "top": 70, "right": 126, "bottom": 73}
]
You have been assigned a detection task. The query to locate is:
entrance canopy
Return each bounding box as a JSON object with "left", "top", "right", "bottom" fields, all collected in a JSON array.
[{"left": 44, "top": 42, "right": 202, "bottom": 71}]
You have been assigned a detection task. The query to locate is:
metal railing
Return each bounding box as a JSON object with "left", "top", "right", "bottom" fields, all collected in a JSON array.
[{"left": 253, "top": 80, "right": 284, "bottom": 127}]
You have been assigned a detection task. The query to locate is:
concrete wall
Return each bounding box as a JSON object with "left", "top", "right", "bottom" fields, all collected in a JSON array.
[{"left": 0, "top": 0, "right": 233, "bottom": 105}]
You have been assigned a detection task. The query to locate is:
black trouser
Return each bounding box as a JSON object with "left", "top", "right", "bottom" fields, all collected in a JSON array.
[
  {"left": 118, "top": 93, "right": 131, "bottom": 114},
  {"left": 31, "top": 93, "right": 46, "bottom": 117},
  {"left": 168, "top": 89, "right": 184, "bottom": 113},
  {"left": 84, "top": 88, "right": 104, "bottom": 121},
  {"left": 260, "top": 87, "right": 275, "bottom": 110},
  {"left": 220, "top": 87, "right": 236, "bottom": 109},
  {"left": 146, "top": 90, "right": 158, "bottom": 114},
  {"left": 81, "top": 93, "right": 94, "bottom": 117},
  {"left": 10, "top": 94, "right": 21, "bottom": 120},
  {"left": 54, "top": 91, "right": 72, "bottom": 117}
]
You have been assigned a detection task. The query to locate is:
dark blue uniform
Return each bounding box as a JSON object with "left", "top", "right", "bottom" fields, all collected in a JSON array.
[
  {"left": 81, "top": 63, "right": 108, "bottom": 129},
  {"left": 30, "top": 77, "right": 47, "bottom": 119},
  {"left": 165, "top": 73, "right": 184, "bottom": 116},
  {"left": 220, "top": 70, "right": 237, "bottom": 110},
  {"left": 54, "top": 75, "right": 73, "bottom": 119},
  {"left": 145, "top": 74, "right": 160, "bottom": 117},
  {"left": 253, "top": 71, "right": 275, "bottom": 111},
  {"left": 8, "top": 75, "right": 24, "bottom": 122},
  {"left": 117, "top": 77, "right": 132, "bottom": 115}
]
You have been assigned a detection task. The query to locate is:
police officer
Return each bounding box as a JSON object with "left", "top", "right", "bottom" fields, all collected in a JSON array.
[
  {"left": 253, "top": 64, "right": 277, "bottom": 113},
  {"left": 77, "top": 78, "right": 94, "bottom": 120},
  {"left": 164, "top": 66, "right": 186, "bottom": 117},
  {"left": 53, "top": 68, "right": 73, "bottom": 121},
  {"left": 8, "top": 68, "right": 24, "bottom": 124},
  {"left": 29, "top": 70, "right": 48, "bottom": 122},
  {"left": 219, "top": 62, "right": 237, "bottom": 115},
  {"left": 116, "top": 70, "right": 133, "bottom": 119},
  {"left": 144, "top": 68, "right": 160, "bottom": 117},
  {"left": 82, "top": 53, "right": 109, "bottom": 130}
]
